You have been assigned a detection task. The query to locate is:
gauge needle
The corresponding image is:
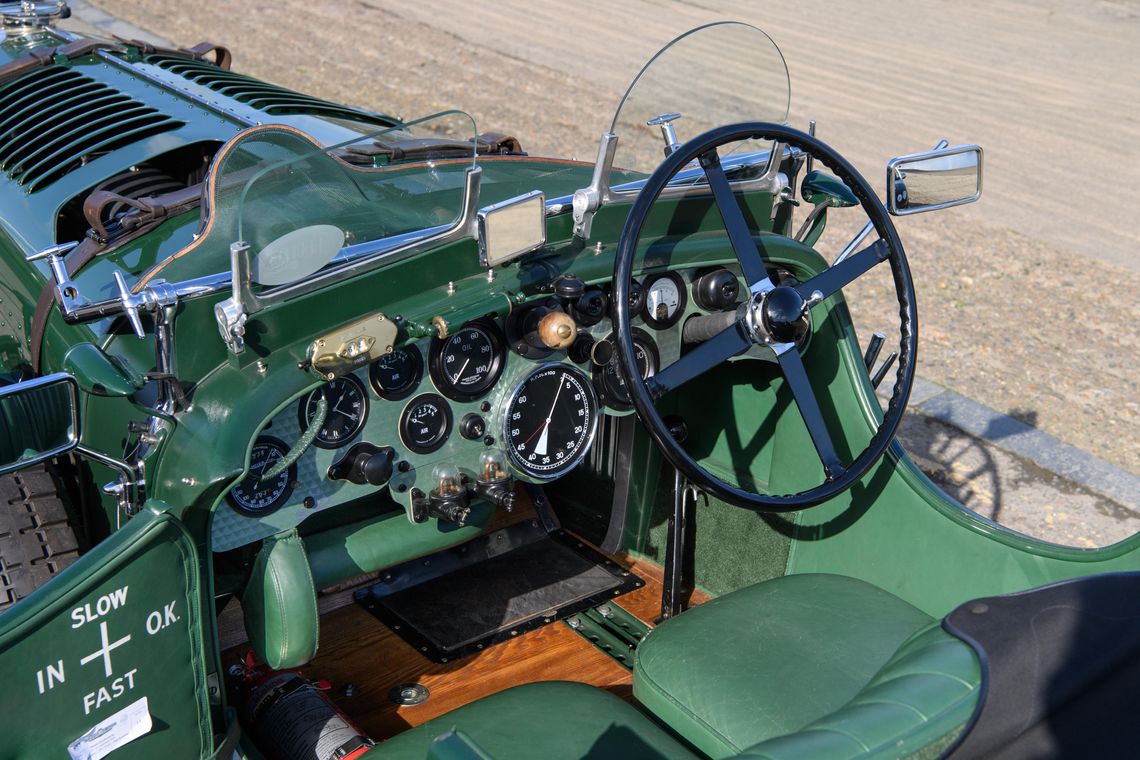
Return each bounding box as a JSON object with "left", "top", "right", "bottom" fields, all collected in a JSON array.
[
  {"left": 451, "top": 358, "right": 470, "bottom": 384},
  {"left": 534, "top": 377, "right": 567, "bottom": 456},
  {"left": 252, "top": 453, "right": 274, "bottom": 489}
]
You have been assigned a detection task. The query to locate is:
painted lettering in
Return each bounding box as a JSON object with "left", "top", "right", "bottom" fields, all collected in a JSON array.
[{"left": 35, "top": 660, "right": 66, "bottom": 694}]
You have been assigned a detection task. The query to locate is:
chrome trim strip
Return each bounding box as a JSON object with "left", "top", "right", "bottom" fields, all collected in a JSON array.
[{"left": 548, "top": 146, "right": 793, "bottom": 217}]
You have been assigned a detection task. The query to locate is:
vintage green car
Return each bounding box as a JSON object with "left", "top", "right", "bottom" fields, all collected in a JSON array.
[{"left": 0, "top": 3, "right": 1136, "bottom": 759}]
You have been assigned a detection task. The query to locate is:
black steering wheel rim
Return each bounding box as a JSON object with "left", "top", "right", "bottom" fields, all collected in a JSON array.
[{"left": 612, "top": 121, "right": 917, "bottom": 512}]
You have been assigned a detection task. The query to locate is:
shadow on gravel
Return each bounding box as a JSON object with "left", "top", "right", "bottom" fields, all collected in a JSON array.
[{"left": 896, "top": 412, "right": 1140, "bottom": 548}]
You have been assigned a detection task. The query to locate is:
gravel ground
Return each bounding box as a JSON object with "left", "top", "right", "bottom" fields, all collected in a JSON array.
[{"left": 80, "top": 0, "right": 1139, "bottom": 478}]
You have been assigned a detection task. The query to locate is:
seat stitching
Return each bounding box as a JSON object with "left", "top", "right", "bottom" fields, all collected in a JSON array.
[
  {"left": 854, "top": 697, "right": 927, "bottom": 720},
  {"left": 635, "top": 660, "right": 745, "bottom": 753},
  {"left": 795, "top": 725, "right": 870, "bottom": 753},
  {"left": 806, "top": 685, "right": 981, "bottom": 757}
]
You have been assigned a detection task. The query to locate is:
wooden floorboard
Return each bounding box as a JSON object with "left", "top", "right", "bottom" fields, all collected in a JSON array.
[{"left": 221, "top": 530, "right": 710, "bottom": 742}]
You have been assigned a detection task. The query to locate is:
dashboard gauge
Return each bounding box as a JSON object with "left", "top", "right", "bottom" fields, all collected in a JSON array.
[
  {"left": 503, "top": 364, "right": 598, "bottom": 479},
  {"left": 429, "top": 318, "right": 507, "bottom": 402},
  {"left": 370, "top": 344, "right": 423, "bottom": 401},
  {"left": 227, "top": 436, "right": 296, "bottom": 516},
  {"left": 593, "top": 329, "right": 660, "bottom": 411},
  {"left": 622, "top": 277, "right": 646, "bottom": 317},
  {"left": 643, "top": 272, "right": 687, "bottom": 329},
  {"left": 399, "top": 393, "right": 453, "bottom": 454},
  {"left": 299, "top": 375, "right": 368, "bottom": 449}
]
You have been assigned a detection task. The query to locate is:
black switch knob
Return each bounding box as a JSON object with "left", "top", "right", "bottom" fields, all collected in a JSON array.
[
  {"left": 554, "top": 273, "right": 585, "bottom": 300},
  {"left": 328, "top": 443, "right": 396, "bottom": 486},
  {"left": 359, "top": 449, "right": 394, "bottom": 486},
  {"left": 459, "top": 413, "right": 487, "bottom": 441}
]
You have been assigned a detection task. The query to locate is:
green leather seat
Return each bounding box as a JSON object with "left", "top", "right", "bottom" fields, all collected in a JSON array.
[
  {"left": 634, "top": 574, "right": 981, "bottom": 759},
  {"left": 369, "top": 681, "right": 699, "bottom": 760}
]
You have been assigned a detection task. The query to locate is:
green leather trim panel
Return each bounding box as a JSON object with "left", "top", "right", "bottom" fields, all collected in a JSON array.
[
  {"left": 633, "top": 574, "right": 979, "bottom": 759},
  {"left": 305, "top": 503, "right": 493, "bottom": 590},
  {"left": 367, "top": 682, "right": 699, "bottom": 760},
  {"left": 0, "top": 509, "right": 212, "bottom": 758},
  {"left": 242, "top": 529, "right": 318, "bottom": 670}
]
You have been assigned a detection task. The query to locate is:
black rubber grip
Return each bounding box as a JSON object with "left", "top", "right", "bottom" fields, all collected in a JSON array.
[{"left": 682, "top": 311, "right": 738, "bottom": 344}]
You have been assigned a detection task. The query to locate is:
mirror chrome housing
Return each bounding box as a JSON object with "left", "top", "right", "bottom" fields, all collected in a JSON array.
[
  {"left": 0, "top": 373, "right": 80, "bottom": 476},
  {"left": 887, "top": 144, "right": 983, "bottom": 215},
  {"left": 478, "top": 190, "right": 546, "bottom": 267}
]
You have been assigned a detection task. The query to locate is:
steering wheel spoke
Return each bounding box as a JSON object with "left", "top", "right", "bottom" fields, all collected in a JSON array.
[
  {"left": 796, "top": 238, "right": 890, "bottom": 304},
  {"left": 649, "top": 322, "right": 751, "bottom": 399},
  {"left": 775, "top": 343, "right": 846, "bottom": 481},
  {"left": 699, "top": 148, "right": 775, "bottom": 292}
]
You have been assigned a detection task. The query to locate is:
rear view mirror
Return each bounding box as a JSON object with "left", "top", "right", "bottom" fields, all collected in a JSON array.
[
  {"left": 887, "top": 144, "right": 983, "bottom": 215},
  {"left": 478, "top": 191, "right": 546, "bottom": 267},
  {"left": 0, "top": 374, "right": 79, "bottom": 476}
]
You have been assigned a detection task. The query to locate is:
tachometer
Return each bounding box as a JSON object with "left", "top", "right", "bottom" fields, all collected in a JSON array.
[
  {"left": 503, "top": 365, "right": 598, "bottom": 479},
  {"left": 227, "top": 436, "right": 296, "bottom": 516},
  {"left": 399, "top": 393, "right": 453, "bottom": 454},
  {"left": 299, "top": 375, "right": 368, "bottom": 449},
  {"left": 429, "top": 318, "right": 506, "bottom": 402}
]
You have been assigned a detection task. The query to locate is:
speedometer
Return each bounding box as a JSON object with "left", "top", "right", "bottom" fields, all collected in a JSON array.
[{"left": 503, "top": 365, "right": 598, "bottom": 479}]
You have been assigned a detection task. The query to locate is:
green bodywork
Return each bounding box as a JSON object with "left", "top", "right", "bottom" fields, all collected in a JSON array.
[{"left": 0, "top": 20, "right": 1135, "bottom": 760}]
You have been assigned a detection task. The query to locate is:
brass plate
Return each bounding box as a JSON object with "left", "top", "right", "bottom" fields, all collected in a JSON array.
[{"left": 308, "top": 313, "right": 397, "bottom": 379}]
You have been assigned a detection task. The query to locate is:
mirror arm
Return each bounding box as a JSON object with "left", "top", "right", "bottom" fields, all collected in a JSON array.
[
  {"left": 572, "top": 132, "right": 618, "bottom": 240},
  {"left": 76, "top": 443, "right": 145, "bottom": 520}
]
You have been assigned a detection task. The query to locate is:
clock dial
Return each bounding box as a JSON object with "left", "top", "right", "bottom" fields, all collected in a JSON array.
[{"left": 299, "top": 375, "right": 368, "bottom": 449}]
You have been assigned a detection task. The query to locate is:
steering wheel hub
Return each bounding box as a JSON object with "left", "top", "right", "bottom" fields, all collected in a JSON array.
[{"left": 760, "top": 286, "right": 810, "bottom": 344}]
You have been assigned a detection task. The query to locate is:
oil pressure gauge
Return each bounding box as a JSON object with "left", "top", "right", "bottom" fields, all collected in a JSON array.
[
  {"left": 428, "top": 318, "right": 507, "bottom": 402},
  {"left": 642, "top": 271, "right": 687, "bottom": 329}
]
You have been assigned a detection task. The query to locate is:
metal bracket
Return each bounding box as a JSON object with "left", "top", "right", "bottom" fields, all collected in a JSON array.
[
  {"left": 213, "top": 241, "right": 253, "bottom": 355},
  {"left": 572, "top": 132, "right": 618, "bottom": 240},
  {"left": 77, "top": 444, "right": 145, "bottom": 521}
]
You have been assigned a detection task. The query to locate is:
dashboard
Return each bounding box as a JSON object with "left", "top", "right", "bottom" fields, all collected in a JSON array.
[{"left": 210, "top": 266, "right": 741, "bottom": 552}]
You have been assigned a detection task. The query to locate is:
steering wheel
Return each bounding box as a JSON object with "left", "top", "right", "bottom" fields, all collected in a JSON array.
[{"left": 612, "top": 122, "right": 917, "bottom": 511}]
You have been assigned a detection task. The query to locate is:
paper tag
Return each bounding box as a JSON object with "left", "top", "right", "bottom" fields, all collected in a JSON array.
[{"left": 68, "top": 696, "right": 153, "bottom": 760}]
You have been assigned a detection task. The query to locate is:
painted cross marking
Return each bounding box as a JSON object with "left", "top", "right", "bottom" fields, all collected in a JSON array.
[{"left": 79, "top": 621, "right": 131, "bottom": 678}]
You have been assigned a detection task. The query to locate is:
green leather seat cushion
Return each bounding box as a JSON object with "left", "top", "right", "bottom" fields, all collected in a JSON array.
[
  {"left": 368, "top": 681, "right": 699, "bottom": 760},
  {"left": 633, "top": 574, "right": 981, "bottom": 759}
]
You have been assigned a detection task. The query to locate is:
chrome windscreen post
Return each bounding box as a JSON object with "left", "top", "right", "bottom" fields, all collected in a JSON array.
[
  {"left": 572, "top": 132, "right": 618, "bottom": 240},
  {"left": 214, "top": 241, "right": 252, "bottom": 355}
]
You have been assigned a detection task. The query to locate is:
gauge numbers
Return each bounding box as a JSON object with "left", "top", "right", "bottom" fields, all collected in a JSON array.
[
  {"left": 299, "top": 375, "right": 368, "bottom": 449},
  {"left": 429, "top": 319, "right": 506, "bottom": 402},
  {"left": 643, "top": 272, "right": 687, "bottom": 329},
  {"left": 370, "top": 344, "right": 423, "bottom": 400},
  {"left": 399, "top": 393, "right": 453, "bottom": 454},
  {"left": 594, "top": 329, "right": 659, "bottom": 411},
  {"left": 227, "top": 436, "right": 296, "bottom": 516},
  {"left": 504, "top": 365, "right": 598, "bottom": 479}
]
